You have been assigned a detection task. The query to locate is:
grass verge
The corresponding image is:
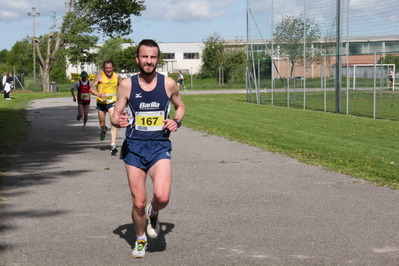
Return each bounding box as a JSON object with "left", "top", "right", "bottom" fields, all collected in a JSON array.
[{"left": 181, "top": 93, "right": 399, "bottom": 189}]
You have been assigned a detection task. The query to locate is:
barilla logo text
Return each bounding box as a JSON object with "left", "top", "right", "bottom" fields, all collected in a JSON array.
[{"left": 139, "top": 102, "right": 160, "bottom": 109}]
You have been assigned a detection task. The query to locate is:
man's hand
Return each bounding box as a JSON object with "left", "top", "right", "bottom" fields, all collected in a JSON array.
[
  {"left": 163, "top": 119, "right": 180, "bottom": 132},
  {"left": 118, "top": 111, "right": 131, "bottom": 128}
]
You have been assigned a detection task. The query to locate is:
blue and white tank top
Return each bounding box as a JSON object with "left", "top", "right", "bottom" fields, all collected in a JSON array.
[{"left": 125, "top": 73, "right": 171, "bottom": 140}]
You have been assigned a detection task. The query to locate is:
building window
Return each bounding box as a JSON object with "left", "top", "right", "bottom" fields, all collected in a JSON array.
[
  {"left": 162, "top": 53, "right": 175, "bottom": 60},
  {"left": 183, "top": 53, "right": 200, "bottom": 59}
]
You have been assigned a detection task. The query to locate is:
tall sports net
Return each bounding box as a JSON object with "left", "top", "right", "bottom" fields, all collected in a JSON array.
[{"left": 246, "top": 0, "right": 399, "bottom": 115}]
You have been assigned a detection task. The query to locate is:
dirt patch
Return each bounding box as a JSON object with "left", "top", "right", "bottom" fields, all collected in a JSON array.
[{"left": 11, "top": 89, "right": 35, "bottom": 93}]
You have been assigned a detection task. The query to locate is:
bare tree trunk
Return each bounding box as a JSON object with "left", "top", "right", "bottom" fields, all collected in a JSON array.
[{"left": 35, "top": 34, "right": 57, "bottom": 92}]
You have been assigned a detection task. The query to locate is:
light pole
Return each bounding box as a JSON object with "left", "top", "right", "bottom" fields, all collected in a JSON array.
[{"left": 27, "top": 7, "right": 40, "bottom": 88}]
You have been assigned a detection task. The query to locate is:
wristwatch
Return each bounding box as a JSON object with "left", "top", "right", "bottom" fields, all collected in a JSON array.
[{"left": 174, "top": 119, "right": 182, "bottom": 128}]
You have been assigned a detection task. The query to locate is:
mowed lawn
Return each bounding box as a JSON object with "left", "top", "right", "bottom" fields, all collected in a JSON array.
[{"left": 180, "top": 93, "right": 399, "bottom": 189}]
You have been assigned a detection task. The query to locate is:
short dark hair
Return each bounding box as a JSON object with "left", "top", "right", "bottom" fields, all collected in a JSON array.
[
  {"left": 137, "top": 39, "right": 160, "bottom": 58},
  {"left": 103, "top": 60, "right": 115, "bottom": 68}
]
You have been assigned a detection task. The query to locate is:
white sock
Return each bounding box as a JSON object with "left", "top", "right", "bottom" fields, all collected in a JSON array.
[
  {"left": 149, "top": 205, "right": 158, "bottom": 216},
  {"left": 111, "top": 143, "right": 116, "bottom": 148},
  {"left": 137, "top": 233, "right": 147, "bottom": 241}
]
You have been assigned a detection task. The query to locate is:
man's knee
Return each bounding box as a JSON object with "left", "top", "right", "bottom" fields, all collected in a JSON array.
[
  {"left": 154, "top": 195, "right": 169, "bottom": 207},
  {"left": 133, "top": 201, "right": 146, "bottom": 214}
]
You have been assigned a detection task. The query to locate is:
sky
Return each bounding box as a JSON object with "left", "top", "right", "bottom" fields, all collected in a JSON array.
[
  {"left": 0, "top": 0, "right": 246, "bottom": 51},
  {"left": 0, "top": 0, "right": 398, "bottom": 51}
]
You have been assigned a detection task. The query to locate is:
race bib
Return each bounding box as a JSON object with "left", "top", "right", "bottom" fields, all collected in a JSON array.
[
  {"left": 80, "top": 93, "right": 90, "bottom": 100},
  {"left": 104, "top": 93, "right": 117, "bottom": 103},
  {"left": 135, "top": 111, "right": 165, "bottom": 131}
]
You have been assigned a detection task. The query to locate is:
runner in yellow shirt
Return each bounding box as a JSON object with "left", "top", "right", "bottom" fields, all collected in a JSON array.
[{"left": 90, "top": 60, "right": 121, "bottom": 155}]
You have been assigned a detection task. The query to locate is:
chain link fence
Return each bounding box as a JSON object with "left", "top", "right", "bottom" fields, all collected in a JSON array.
[{"left": 246, "top": 0, "right": 399, "bottom": 120}]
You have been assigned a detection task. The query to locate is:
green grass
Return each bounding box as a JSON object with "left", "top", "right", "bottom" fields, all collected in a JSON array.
[
  {"left": 250, "top": 89, "right": 399, "bottom": 121},
  {"left": 181, "top": 93, "right": 399, "bottom": 189}
]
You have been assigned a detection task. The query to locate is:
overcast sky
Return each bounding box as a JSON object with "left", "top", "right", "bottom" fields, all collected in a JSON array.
[{"left": 0, "top": 0, "right": 397, "bottom": 51}]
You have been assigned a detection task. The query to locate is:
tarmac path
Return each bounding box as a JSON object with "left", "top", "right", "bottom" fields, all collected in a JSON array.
[{"left": 1, "top": 94, "right": 399, "bottom": 265}]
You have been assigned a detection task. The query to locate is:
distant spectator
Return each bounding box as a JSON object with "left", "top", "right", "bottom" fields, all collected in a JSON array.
[
  {"left": 2, "top": 72, "right": 7, "bottom": 91},
  {"left": 4, "top": 73, "right": 13, "bottom": 100},
  {"left": 120, "top": 70, "right": 128, "bottom": 80}
]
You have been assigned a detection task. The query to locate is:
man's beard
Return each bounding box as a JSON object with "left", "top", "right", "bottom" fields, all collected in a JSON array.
[{"left": 139, "top": 64, "right": 156, "bottom": 76}]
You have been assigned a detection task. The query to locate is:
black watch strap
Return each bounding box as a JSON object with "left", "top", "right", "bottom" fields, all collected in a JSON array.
[{"left": 174, "top": 119, "right": 182, "bottom": 128}]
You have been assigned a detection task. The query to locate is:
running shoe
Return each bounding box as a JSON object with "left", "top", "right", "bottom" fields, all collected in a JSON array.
[
  {"left": 100, "top": 126, "right": 107, "bottom": 141},
  {"left": 146, "top": 204, "right": 160, "bottom": 239},
  {"left": 82, "top": 126, "right": 88, "bottom": 131},
  {"left": 110, "top": 146, "right": 118, "bottom": 155},
  {"left": 132, "top": 240, "right": 147, "bottom": 258},
  {"left": 76, "top": 115, "right": 81, "bottom": 121}
]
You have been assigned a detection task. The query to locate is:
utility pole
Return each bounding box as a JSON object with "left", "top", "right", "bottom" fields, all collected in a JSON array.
[{"left": 27, "top": 7, "right": 40, "bottom": 88}]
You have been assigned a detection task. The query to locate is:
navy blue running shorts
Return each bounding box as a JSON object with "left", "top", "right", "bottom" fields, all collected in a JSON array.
[
  {"left": 121, "top": 139, "right": 172, "bottom": 170},
  {"left": 96, "top": 102, "right": 116, "bottom": 112}
]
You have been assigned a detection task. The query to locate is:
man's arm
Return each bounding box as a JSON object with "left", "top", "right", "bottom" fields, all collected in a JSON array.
[
  {"left": 111, "top": 78, "right": 131, "bottom": 128},
  {"left": 89, "top": 73, "right": 105, "bottom": 98},
  {"left": 164, "top": 76, "right": 185, "bottom": 132},
  {"left": 70, "top": 84, "right": 76, "bottom": 102}
]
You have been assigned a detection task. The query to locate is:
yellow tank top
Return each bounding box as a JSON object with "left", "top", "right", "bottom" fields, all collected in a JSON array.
[{"left": 97, "top": 71, "right": 118, "bottom": 104}]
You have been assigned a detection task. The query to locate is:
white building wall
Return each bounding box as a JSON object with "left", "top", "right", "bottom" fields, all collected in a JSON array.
[{"left": 66, "top": 42, "right": 203, "bottom": 78}]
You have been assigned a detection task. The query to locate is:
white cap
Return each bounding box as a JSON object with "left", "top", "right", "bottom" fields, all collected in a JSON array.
[{"left": 121, "top": 70, "right": 125, "bottom": 72}]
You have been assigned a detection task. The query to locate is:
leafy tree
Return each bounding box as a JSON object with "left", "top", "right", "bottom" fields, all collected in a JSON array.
[
  {"left": 273, "top": 15, "right": 321, "bottom": 78},
  {"left": 199, "top": 32, "right": 225, "bottom": 80},
  {"left": 199, "top": 32, "right": 246, "bottom": 83},
  {"left": 248, "top": 51, "right": 272, "bottom": 79},
  {"left": 379, "top": 54, "right": 399, "bottom": 72},
  {"left": 34, "top": 0, "right": 145, "bottom": 92},
  {"left": 223, "top": 39, "right": 246, "bottom": 83},
  {"left": 110, "top": 43, "right": 165, "bottom": 74},
  {"left": 50, "top": 52, "right": 69, "bottom": 83},
  {"left": 95, "top": 37, "right": 133, "bottom": 68},
  {"left": 0, "top": 49, "right": 8, "bottom": 64},
  {"left": 5, "top": 39, "right": 33, "bottom": 75},
  {"left": 112, "top": 46, "right": 138, "bottom": 73}
]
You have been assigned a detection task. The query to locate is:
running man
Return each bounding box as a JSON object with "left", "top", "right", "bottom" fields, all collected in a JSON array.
[
  {"left": 111, "top": 39, "right": 185, "bottom": 258},
  {"left": 90, "top": 60, "right": 120, "bottom": 155},
  {"left": 177, "top": 70, "right": 187, "bottom": 92},
  {"left": 71, "top": 71, "right": 92, "bottom": 130},
  {"left": 388, "top": 68, "right": 394, "bottom": 89}
]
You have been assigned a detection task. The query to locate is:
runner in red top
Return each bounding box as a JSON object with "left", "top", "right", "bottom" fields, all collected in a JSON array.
[{"left": 71, "top": 71, "right": 92, "bottom": 130}]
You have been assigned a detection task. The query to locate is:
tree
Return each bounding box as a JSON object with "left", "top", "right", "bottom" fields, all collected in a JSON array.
[
  {"left": 199, "top": 32, "right": 225, "bottom": 80},
  {"left": 0, "top": 49, "right": 8, "bottom": 64},
  {"left": 273, "top": 15, "right": 321, "bottom": 78},
  {"left": 112, "top": 46, "right": 139, "bottom": 73},
  {"left": 379, "top": 54, "right": 399, "bottom": 72},
  {"left": 223, "top": 39, "right": 246, "bottom": 83},
  {"left": 5, "top": 39, "right": 33, "bottom": 75},
  {"left": 95, "top": 37, "right": 133, "bottom": 68},
  {"left": 199, "top": 32, "right": 246, "bottom": 83},
  {"left": 34, "top": 0, "right": 145, "bottom": 92}
]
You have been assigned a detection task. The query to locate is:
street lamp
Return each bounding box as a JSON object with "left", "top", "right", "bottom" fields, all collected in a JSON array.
[{"left": 27, "top": 7, "right": 40, "bottom": 88}]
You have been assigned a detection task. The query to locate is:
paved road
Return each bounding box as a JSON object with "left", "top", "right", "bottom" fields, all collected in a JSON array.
[{"left": 1, "top": 95, "right": 399, "bottom": 265}]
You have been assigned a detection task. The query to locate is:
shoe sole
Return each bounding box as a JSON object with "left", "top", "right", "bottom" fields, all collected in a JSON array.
[{"left": 145, "top": 204, "right": 160, "bottom": 239}]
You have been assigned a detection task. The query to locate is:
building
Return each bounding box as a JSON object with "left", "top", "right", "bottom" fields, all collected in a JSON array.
[
  {"left": 66, "top": 42, "right": 204, "bottom": 78},
  {"left": 67, "top": 36, "right": 399, "bottom": 80}
]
